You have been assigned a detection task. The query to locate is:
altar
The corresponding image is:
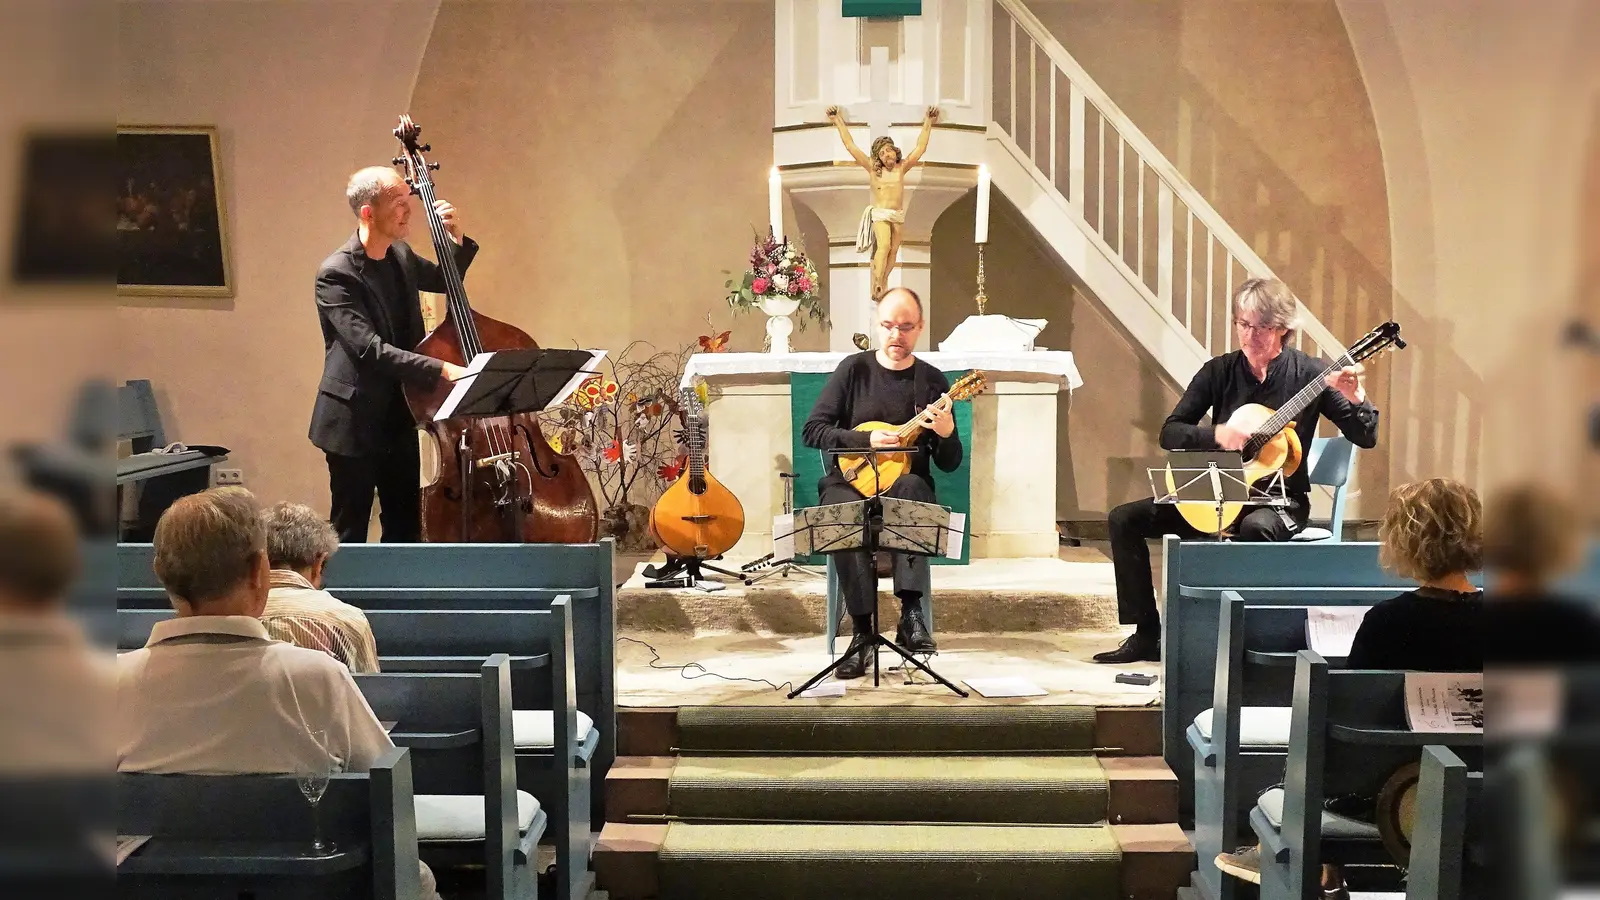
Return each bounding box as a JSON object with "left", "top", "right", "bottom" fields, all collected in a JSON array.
[{"left": 681, "top": 350, "right": 1082, "bottom": 561}]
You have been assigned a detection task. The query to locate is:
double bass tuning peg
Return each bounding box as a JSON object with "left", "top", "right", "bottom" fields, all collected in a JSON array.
[
  {"left": 420, "top": 143, "right": 432, "bottom": 152},
  {"left": 391, "top": 157, "right": 405, "bottom": 167},
  {"left": 428, "top": 162, "right": 440, "bottom": 171}
]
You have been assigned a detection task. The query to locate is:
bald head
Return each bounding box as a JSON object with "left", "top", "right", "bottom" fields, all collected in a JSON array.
[
  {"left": 874, "top": 287, "right": 924, "bottom": 365},
  {"left": 0, "top": 488, "right": 81, "bottom": 610},
  {"left": 877, "top": 287, "right": 923, "bottom": 322},
  {"left": 346, "top": 166, "right": 405, "bottom": 218}
]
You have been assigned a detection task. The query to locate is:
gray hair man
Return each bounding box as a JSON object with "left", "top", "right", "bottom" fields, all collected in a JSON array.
[
  {"left": 261, "top": 501, "right": 379, "bottom": 673},
  {"left": 1095, "top": 277, "right": 1381, "bottom": 664}
]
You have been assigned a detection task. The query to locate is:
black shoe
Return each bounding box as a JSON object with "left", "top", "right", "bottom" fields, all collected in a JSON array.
[
  {"left": 835, "top": 633, "right": 873, "bottom": 679},
  {"left": 896, "top": 606, "right": 936, "bottom": 652},
  {"left": 1092, "top": 632, "right": 1159, "bottom": 663}
]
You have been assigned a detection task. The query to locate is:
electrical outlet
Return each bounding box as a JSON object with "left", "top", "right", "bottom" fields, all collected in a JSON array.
[{"left": 215, "top": 469, "right": 244, "bottom": 486}]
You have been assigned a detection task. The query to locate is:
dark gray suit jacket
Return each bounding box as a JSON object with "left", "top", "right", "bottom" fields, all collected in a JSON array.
[{"left": 308, "top": 231, "right": 478, "bottom": 457}]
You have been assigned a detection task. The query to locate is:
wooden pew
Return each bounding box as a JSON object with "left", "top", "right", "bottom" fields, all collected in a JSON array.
[
  {"left": 117, "top": 747, "right": 423, "bottom": 900},
  {"left": 1406, "top": 746, "right": 1476, "bottom": 900},
  {"left": 357, "top": 655, "right": 541, "bottom": 900},
  {"left": 1188, "top": 593, "right": 1368, "bottom": 900},
  {"left": 115, "top": 540, "right": 618, "bottom": 826},
  {"left": 115, "top": 604, "right": 595, "bottom": 900},
  {"left": 1252, "top": 652, "right": 1482, "bottom": 900}
]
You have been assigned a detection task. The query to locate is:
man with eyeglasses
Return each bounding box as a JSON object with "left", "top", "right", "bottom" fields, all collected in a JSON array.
[
  {"left": 801, "top": 287, "right": 963, "bottom": 679},
  {"left": 1093, "top": 277, "right": 1380, "bottom": 664}
]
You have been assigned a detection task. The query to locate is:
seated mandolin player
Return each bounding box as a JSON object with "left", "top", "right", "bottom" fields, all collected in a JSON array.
[
  {"left": 1095, "top": 277, "right": 1380, "bottom": 664},
  {"left": 802, "top": 287, "right": 962, "bottom": 679}
]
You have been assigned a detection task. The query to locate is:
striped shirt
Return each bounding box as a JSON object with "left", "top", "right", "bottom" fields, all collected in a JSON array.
[{"left": 263, "top": 570, "right": 380, "bottom": 673}]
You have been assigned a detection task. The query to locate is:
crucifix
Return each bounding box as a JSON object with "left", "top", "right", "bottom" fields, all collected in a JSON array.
[{"left": 825, "top": 45, "right": 939, "bottom": 302}]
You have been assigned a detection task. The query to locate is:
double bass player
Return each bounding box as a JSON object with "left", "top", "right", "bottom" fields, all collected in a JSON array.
[{"left": 308, "top": 166, "right": 474, "bottom": 543}]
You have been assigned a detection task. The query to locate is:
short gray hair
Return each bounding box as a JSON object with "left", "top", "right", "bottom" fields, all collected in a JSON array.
[
  {"left": 261, "top": 502, "right": 339, "bottom": 571},
  {"left": 346, "top": 166, "right": 399, "bottom": 217},
  {"left": 1232, "top": 277, "right": 1299, "bottom": 338},
  {"left": 153, "top": 487, "right": 266, "bottom": 606}
]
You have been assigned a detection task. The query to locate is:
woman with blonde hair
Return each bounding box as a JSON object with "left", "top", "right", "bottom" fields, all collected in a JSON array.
[{"left": 1345, "top": 477, "right": 1484, "bottom": 670}]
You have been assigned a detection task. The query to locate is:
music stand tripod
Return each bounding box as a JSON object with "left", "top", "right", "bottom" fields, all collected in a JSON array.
[
  {"left": 744, "top": 472, "right": 825, "bottom": 584},
  {"left": 786, "top": 448, "right": 968, "bottom": 699}
]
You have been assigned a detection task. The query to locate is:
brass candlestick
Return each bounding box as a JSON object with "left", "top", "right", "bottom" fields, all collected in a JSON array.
[{"left": 974, "top": 242, "right": 989, "bottom": 316}]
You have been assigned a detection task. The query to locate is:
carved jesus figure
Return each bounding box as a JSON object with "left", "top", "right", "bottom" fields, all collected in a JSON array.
[{"left": 826, "top": 105, "right": 940, "bottom": 300}]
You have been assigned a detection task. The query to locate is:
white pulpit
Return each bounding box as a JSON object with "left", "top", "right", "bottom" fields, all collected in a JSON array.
[{"left": 681, "top": 351, "right": 1082, "bottom": 560}]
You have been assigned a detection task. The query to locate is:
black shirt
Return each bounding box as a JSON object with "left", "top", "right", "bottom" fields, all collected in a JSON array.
[
  {"left": 1345, "top": 587, "right": 1483, "bottom": 671},
  {"left": 368, "top": 252, "right": 416, "bottom": 434},
  {"left": 1482, "top": 592, "right": 1600, "bottom": 665},
  {"left": 1160, "top": 348, "right": 1380, "bottom": 496},
  {"left": 802, "top": 352, "right": 964, "bottom": 481}
]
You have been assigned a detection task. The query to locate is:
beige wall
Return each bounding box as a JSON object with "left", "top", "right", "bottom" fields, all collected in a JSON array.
[{"left": 117, "top": 0, "right": 443, "bottom": 509}]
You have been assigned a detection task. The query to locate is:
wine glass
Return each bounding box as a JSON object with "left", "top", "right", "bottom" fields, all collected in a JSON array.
[{"left": 296, "top": 730, "right": 336, "bottom": 856}]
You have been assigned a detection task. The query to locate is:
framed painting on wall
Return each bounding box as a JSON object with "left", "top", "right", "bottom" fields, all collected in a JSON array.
[{"left": 117, "top": 125, "right": 233, "bottom": 298}]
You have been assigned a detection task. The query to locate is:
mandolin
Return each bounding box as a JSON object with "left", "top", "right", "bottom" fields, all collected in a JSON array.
[
  {"left": 649, "top": 387, "right": 745, "bottom": 559},
  {"left": 837, "top": 370, "right": 988, "bottom": 497},
  {"left": 1168, "top": 321, "right": 1406, "bottom": 535}
]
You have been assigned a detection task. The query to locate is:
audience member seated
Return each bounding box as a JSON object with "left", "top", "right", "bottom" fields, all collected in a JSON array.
[
  {"left": 0, "top": 487, "right": 111, "bottom": 775},
  {"left": 1481, "top": 481, "right": 1600, "bottom": 665},
  {"left": 115, "top": 487, "right": 438, "bottom": 899},
  {"left": 1217, "top": 477, "right": 1485, "bottom": 898},
  {"left": 261, "top": 501, "right": 379, "bottom": 673},
  {"left": 1346, "top": 477, "right": 1484, "bottom": 670}
]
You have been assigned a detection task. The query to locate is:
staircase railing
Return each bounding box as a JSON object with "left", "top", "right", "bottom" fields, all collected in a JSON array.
[{"left": 990, "top": 0, "right": 1344, "bottom": 364}]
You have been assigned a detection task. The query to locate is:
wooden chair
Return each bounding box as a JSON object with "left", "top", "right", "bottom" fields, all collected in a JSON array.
[
  {"left": 1188, "top": 593, "right": 1367, "bottom": 900},
  {"left": 117, "top": 747, "right": 422, "bottom": 900},
  {"left": 1252, "top": 652, "right": 1482, "bottom": 900},
  {"left": 357, "top": 655, "right": 541, "bottom": 900}
]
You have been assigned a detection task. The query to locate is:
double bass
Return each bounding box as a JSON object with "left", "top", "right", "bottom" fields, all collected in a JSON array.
[{"left": 392, "top": 115, "right": 599, "bottom": 542}]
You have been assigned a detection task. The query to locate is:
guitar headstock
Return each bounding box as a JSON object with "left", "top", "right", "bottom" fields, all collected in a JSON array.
[
  {"left": 390, "top": 114, "right": 440, "bottom": 192},
  {"left": 1344, "top": 322, "right": 1406, "bottom": 365},
  {"left": 949, "top": 370, "right": 989, "bottom": 401}
]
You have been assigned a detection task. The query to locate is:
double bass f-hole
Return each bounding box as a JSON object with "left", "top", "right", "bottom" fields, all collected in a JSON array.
[{"left": 514, "top": 419, "right": 561, "bottom": 480}]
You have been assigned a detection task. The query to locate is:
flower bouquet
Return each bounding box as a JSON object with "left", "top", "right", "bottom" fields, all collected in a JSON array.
[{"left": 725, "top": 229, "right": 827, "bottom": 351}]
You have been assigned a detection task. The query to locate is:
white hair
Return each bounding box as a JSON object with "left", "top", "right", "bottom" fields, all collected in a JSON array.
[
  {"left": 261, "top": 502, "right": 339, "bottom": 571},
  {"left": 1232, "top": 277, "right": 1299, "bottom": 339},
  {"left": 345, "top": 166, "right": 399, "bottom": 218}
]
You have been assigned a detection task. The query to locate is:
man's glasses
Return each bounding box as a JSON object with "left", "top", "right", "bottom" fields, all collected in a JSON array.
[
  {"left": 879, "top": 321, "right": 919, "bottom": 334},
  {"left": 1233, "top": 319, "right": 1277, "bottom": 334}
]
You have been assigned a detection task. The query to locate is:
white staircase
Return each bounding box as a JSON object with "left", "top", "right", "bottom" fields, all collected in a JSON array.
[{"left": 987, "top": 0, "right": 1347, "bottom": 386}]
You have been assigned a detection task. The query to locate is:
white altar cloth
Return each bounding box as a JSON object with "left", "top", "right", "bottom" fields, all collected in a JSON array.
[{"left": 681, "top": 350, "right": 1083, "bottom": 391}]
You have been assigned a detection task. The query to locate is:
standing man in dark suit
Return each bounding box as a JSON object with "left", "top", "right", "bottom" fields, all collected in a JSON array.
[{"left": 309, "top": 166, "right": 475, "bottom": 543}]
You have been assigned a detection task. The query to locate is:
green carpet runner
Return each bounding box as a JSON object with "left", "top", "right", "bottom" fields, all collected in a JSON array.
[{"left": 674, "top": 704, "right": 1097, "bottom": 753}]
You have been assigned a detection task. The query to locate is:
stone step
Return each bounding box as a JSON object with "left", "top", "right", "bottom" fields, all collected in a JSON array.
[
  {"left": 606, "top": 754, "right": 1177, "bottom": 825},
  {"left": 594, "top": 821, "right": 1193, "bottom": 900}
]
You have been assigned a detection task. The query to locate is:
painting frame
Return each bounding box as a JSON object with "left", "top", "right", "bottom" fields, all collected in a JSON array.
[{"left": 117, "top": 125, "right": 234, "bottom": 299}]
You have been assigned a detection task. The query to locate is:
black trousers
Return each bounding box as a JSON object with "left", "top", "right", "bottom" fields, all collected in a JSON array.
[
  {"left": 1108, "top": 494, "right": 1309, "bottom": 634},
  {"left": 325, "top": 436, "right": 422, "bottom": 544},
  {"left": 818, "top": 471, "right": 936, "bottom": 618}
]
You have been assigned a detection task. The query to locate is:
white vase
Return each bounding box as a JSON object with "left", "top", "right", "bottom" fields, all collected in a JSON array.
[{"left": 759, "top": 296, "right": 801, "bottom": 354}]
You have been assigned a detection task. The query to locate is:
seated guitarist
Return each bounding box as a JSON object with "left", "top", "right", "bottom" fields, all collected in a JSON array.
[
  {"left": 1094, "top": 278, "right": 1379, "bottom": 664},
  {"left": 803, "top": 287, "right": 963, "bottom": 678}
]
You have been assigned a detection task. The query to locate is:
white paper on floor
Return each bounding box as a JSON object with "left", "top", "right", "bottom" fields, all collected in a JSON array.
[
  {"left": 964, "top": 677, "right": 1048, "bottom": 698},
  {"left": 798, "top": 682, "right": 848, "bottom": 699}
]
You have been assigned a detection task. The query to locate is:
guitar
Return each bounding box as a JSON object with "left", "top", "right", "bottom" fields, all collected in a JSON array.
[
  {"left": 836, "top": 370, "right": 988, "bottom": 497},
  {"left": 1168, "top": 322, "right": 1406, "bottom": 535},
  {"left": 648, "top": 387, "right": 745, "bottom": 559}
]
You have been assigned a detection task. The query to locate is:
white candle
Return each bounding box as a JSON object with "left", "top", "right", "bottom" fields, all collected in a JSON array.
[
  {"left": 769, "top": 167, "right": 784, "bottom": 244},
  {"left": 974, "top": 164, "right": 991, "bottom": 244}
]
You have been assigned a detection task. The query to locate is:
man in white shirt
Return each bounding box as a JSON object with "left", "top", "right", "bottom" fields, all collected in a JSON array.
[{"left": 117, "top": 486, "right": 437, "bottom": 897}]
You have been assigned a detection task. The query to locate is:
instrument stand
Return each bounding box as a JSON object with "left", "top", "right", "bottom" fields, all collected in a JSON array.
[
  {"left": 643, "top": 554, "right": 749, "bottom": 586},
  {"left": 743, "top": 472, "right": 824, "bottom": 584},
  {"left": 785, "top": 448, "right": 967, "bottom": 699}
]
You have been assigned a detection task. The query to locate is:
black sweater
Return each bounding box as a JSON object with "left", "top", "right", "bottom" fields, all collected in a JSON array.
[
  {"left": 802, "top": 352, "right": 964, "bottom": 480},
  {"left": 1160, "top": 348, "right": 1379, "bottom": 496},
  {"left": 1345, "top": 588, "right": 1483, "bottom": 671}
]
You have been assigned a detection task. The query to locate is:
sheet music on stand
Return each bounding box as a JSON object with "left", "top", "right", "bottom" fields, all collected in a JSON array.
[
  {"left": 1144, "top": 451, "right": 1291, "bottom": 540},
  {"left": 773, "top": 499, "right": 966, "bottom": 564}
]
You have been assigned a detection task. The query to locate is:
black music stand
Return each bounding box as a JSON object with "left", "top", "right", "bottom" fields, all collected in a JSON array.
[
  {"left": 432, "top": 347, "right": 606, "bottom": 422},
  {"left": 786, "top": 448, "right": 968, "bottom": 699}
]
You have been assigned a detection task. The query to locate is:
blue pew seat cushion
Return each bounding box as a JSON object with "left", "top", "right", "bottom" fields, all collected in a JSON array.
[
  {"left": 1256, "top": 788, "right": 1380, "bottom": 840},
  {"left": 512, "top": 709, "right": 596, "bottom": 750},
  {"left": 415, "top": 791, "right": 541, "bottom": 841},
  {"left": 1192, "top": 707, "right": 1293, "bottom": 747}
]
